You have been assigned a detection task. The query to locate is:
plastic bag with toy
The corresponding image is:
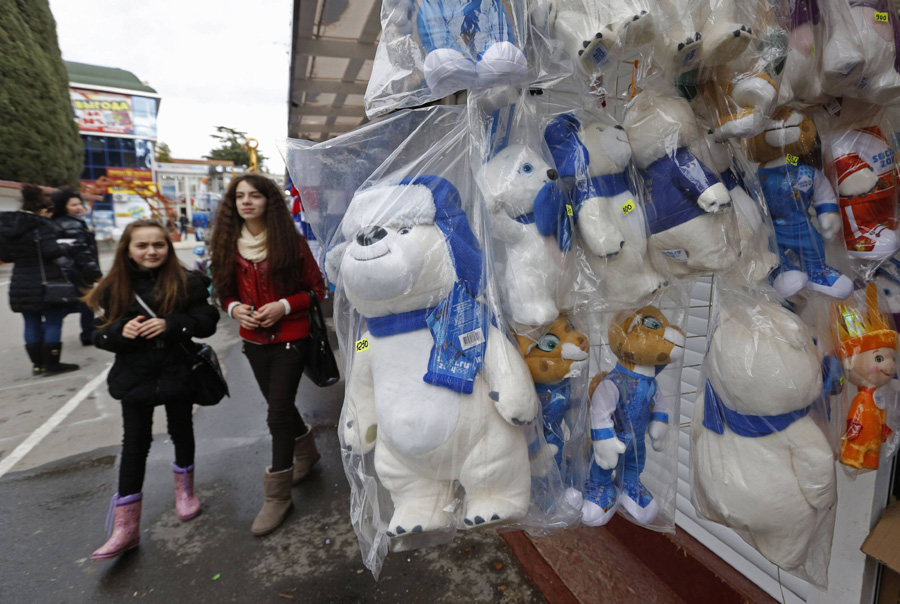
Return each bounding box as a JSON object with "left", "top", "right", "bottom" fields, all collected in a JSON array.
[
  {"left": 690, "top": 284, "right": 838, "bottom": 588},
  {"left": 283, "top": 105, "right": 576, "bottom": 578}
]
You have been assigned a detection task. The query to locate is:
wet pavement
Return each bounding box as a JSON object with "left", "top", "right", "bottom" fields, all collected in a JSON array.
[{"left": 0, "top": 275, "right": 546, "bottom": 603}]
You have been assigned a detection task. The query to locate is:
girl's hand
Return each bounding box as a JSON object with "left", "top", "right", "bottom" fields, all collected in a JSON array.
[
  {"left": 255, "top": 302, "right": 286, "bottom": 328},
  {"left": 123, "top": 315, "right": 146, "bottom": 339},
  {"left": 233, "top": 304, "right": 260, "bottom": 330},
  {"left": 137, "top": 318, "right": 166, "bottom": 339}
]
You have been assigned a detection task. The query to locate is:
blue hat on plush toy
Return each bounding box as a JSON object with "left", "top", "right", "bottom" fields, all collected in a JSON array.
[
  {"left": 399, "top": 175, "right": 483, "bottom": 297},
  {"left": 543, "top": 113, "right": 588, "bottom": 181}
]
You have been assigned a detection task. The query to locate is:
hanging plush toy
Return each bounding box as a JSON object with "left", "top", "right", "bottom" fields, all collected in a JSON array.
[
  {"left": 830, "top": 0, "right": 900, "bottom": 104},
  {"left": 826, "top": 98, "right": 900, "bottom": 262},
  {"left": 583, "top": 306, "right": 684, "bottom": 526},
  {"left": 384, "top": 0, "right": 529, "bottom": 98},
  {"left": 477, "top": 143, "right": 571, "bottom": 331},
  {"left": 832, "top": 282, "right": 899, "bottom": 470},
  {"left": 624, "top": 92, "right": 741, "bottom": 278},
  {"left": 544, "top": 113, "right": 666, "bottom": 306},
  {"left": 692, "top": 300, "right": 836, "bottom": 582},
  {"left": 336, "top": 175, "right": 538, "bottom": 536},
  {"left": 744, "top": 106, "right": 853, "bottom": 299},
  {"left": 516, "top": 315, "right": 589, "bottom": 481}
]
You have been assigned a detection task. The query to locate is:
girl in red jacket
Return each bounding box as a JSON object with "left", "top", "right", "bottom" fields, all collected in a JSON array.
[{"left": 210, "top": 174, "right": 326, "bottom": 535}]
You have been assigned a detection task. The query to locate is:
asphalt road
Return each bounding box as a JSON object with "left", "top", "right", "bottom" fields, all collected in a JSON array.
[{"left": 0, "top": 246, "right": 544, "bottom": 604}]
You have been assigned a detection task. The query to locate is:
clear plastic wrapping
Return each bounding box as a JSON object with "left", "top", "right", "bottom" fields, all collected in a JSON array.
[
  {"left": 691, "top": 289, "right": 837, "bottom": 587},
  {"left": 777, "top": 0, "right": 828, "bottom": 105},
  {"left": 574, "top": 290, "right": 689, "bottom": 532},
  {"left": 825, "top": 282, "right": 900, "bottom": 474},
  {"left": 743, "top": 105, "right": 854, "bottom": 299},
  {"left": 284, "top": 105, "right": 576, "bottom": 577}
]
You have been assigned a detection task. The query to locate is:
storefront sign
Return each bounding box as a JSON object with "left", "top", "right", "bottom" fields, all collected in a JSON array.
[{"left": 71, "top": 88, "right": 134, "bottom": 135}]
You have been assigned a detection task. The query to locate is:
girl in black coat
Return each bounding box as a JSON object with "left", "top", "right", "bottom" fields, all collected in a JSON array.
[
  {"left": 52, "top": 188, "right": 102, "bottom": 345},
  {"left": 84, "top": 219, "right": 219, "bottom": 561},
  {"left": 0, "top": 185, "right": 78, "bottom": 375}
]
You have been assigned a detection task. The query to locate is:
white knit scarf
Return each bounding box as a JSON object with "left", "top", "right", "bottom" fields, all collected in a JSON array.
[{"left": 237, "top": 224, "right": 267, "bottom": 262}]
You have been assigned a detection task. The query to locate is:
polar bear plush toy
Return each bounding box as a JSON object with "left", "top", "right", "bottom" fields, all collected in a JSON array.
[
  {"left": 830, "top": 0, "right": 900, "bottom": 105},
  {"left": 336, "top": 175, "right": 538, "bottom": 537},
  {"left": 477, "top": 144, "right": 572, "bottom": 331},
  {"left": 692, "top": 301, "right": 836, "bottom": 579},
  {"left": 624, "top": 92, "right": 741, "bottom": 278},
  {"left": 544, "top": 113, "right": 666, "bottom": 305}
]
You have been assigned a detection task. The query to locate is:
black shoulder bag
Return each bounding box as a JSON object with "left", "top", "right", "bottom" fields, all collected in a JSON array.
[
  {"left": 306, "top": 290, "right": 340, "bottom": 387},
  {"left": 135, "top": 293, "right": 229, "bottom": 406},
  {"left": 35, "top": 237, "right": 80, "bottom": 304}
]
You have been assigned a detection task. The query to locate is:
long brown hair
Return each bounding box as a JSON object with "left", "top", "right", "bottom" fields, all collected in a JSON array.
[
  {"left": 209, "top": 173, "right": 305, "bottom": 305},
  {"left": 84, "top": 219, "right": 188, "bottom": 326}
]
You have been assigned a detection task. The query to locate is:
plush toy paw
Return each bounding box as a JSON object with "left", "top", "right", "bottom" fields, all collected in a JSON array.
[
  {"left": 463, "top": 496, "right": 527, "bottom": 528},
  {"left": 674, "top": 33, "right": 702, "bottom": 72},
  {"left": 386, "top": 504, "right": 453, "bottom": 537},
  {"left": 579, "top": 32, "right": 612, "bottom": 71},
  {"left": 697, "top": 183, "right": 731, "bottom": 213},
  {"left": 838, "top": 168, "right": 878, "bottom": 198},
  {"left": 581, "top": 482, "right": 617, "bottom": 526},
  {"left": 477, "top": 41, "right": 528, "bottom": 88},
  {"left": 592, "top": 437, "right": 626, "bottom": 470},
  {"left": 701, "top": 23, "right": 753, "bottom": 67},
  {"left": 423, "top": 48, "right": 477, "bottom": 97},
  {"left": 343, "top": 419, "right": 376, "bottom": 455},
  {"left": 648, "top": 420, "right": 668, "bottom": 452},
  {"left": 619, "top": 478, "right": 659, "bottom": 525},
  {"left": 620, "top": 11, "right": 654, "bottom": 48},
  {"left": 492, "top": 388, "right": 539, "bottom": 427},
  {"left": 816, "top": 212, "right": 842, "bottom": 242}
]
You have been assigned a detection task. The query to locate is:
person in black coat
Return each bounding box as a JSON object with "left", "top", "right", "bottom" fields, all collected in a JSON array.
[
  {"left": 0, "top": 185, "right": 78, "bottom": 375},
  {"left": 51, "top": 188, "right": 102, "bottom": 345},
  {"left": 83, "top": 219, "right": 219, "bottom": 562}
]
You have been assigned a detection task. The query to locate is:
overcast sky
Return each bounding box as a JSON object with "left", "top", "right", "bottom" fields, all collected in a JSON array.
[{"left": 49, "top": 0, "right": 293, "bottom": 174}]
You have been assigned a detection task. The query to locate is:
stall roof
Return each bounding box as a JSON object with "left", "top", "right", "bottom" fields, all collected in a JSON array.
[
  {"left": 288, "top": 0, "right": 379, "bottom": 142},
  {"left": 65, "top": 61, "right": 158, "bottom": 95}
]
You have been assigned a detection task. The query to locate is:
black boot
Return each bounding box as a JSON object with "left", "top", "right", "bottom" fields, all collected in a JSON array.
[
  {"left": 42, "top": 343, "right": 79, "bottom": 375},
  {"left": 25, "top": 344, "right": 44, "bottom": 376}
]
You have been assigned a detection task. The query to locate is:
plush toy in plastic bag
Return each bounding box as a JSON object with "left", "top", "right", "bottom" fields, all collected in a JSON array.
[
  {"left": 692, "top": 293, "right": 837, "bottom": 587},
  {"left": 516, "top": 315, "right": 591, "bottom": 508},
  {"left": 623, "top": 91, "right": 741, "bottom": 279},
  {"left": 580, "top": 300, "right": 686, "bottom": 529},
  {"left": 543, "top": 111, "right": 667, "bottom": 307},
  {"left": 823, "top": 98, "right": 900, "bottom": 273},
  {"left": 830, "top": 282, "right": 900, "bottom": 472},
  {"left": 744, "top": 106, "right": 854, "bottom": 299}
]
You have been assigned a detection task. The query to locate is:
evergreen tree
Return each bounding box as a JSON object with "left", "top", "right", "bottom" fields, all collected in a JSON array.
[
  {"left": 155, "top": 141, "right": 172, "bottom": 163},
  {"left": 0, "top": 0, "right": 83, "bottom": 186},
  {"left": 204, "top": 126, "right": 267, "bottom": 170}
]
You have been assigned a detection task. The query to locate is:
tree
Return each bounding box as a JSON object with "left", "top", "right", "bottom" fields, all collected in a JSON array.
[
  {"left": 0, "top": 0, "right": 83, "bottom": 186},
  {"left": 155, "top": 141, "right": 172, "bottom": 163},
  {"left": 204, "top": 126, "right": 267, "bottom": 171}
]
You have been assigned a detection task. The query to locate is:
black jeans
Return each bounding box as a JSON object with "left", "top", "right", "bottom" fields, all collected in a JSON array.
[
  {"left": 243, "top": 339, "right": 309, "bottom": 472},
  {"left": 118, "top": 400, "right": 195, "bottom": 497}
]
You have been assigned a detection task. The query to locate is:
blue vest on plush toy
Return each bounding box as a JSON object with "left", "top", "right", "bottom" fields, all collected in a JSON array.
[
  {"left": 606, "top": 364, "right": 664, "bottom": 438},
  {"left": 757, "top": 163, "right": 817, "bottom": 226},
  {"left": 642, "top": 148, "right": 720, "bottom": 235},
  {"left": 365, "top": 175, "right": 488, "bottom": 395}
]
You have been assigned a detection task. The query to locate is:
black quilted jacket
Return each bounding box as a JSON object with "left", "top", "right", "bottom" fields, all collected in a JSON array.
[
  {"left": 93, "top": 268, "right": 220, "bottom": 406},
  {"left": 52, "top": 214, "right": 101, "bottom": 288},
  {"left": 0, "top": 211, "right": 70, "bottom": 313}
]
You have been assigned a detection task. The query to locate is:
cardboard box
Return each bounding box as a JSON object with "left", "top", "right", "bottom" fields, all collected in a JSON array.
[
  {"left": 878, "top": 567, "right": 900, "bottom": 604},
  {"left": 864, "top": 500, "right": 900, "bottom": 574}
]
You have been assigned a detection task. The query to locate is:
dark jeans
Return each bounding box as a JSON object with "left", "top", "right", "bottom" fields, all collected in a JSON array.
[
  {"left": 118, "top": 400, "right": 195, "bottom": 497},
  {"left": 243, "top": 339, "right": 309, "bottom": 472},
  {"left": 22, "top": 307, "right": 67, "bottom": 345},
  {"left": 67, "top": 300, "right": 95, "bottom": 343}
]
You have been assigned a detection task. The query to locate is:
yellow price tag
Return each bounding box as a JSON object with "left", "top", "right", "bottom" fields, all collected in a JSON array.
[
  {"left": 566, "top": 204, "right": 574, "bottom": 217},
  {"left": 875, "top": 11, "right": 889, "bottom": 22},
  {"left": 355, "top": 338, "right": 370, "bottom": 352},
  {"left": 786, "top": 154, "right": 799, "bottom": 166},
  {"left": 810, "top": 44, "right": 815, "bottom": 56},
  {"left": 621, "top": 199, "right": 635, "bottom": 216}
]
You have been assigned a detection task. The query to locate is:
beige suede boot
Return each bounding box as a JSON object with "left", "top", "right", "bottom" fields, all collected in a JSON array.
[
  {"left": 251, "top": 466, "right": 293, "bottom": 536},
  {"left": 292, "top": 428, "right": 321, "bottom": 485}
]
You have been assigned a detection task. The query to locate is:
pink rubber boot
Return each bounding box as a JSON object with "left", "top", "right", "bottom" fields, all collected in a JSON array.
[
  {"left": 173, "top": 463, "right": 201, "bottom": 521},
  {"left": 91, "top": 493, "right": 142, "bottom": 561}
]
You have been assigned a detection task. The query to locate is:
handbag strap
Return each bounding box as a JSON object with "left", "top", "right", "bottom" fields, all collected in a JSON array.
[
  {"left": 308, "top": 290, "right": 327, "bottom": 328},
  {"left": 133, "top": 292, "right": 158, "bottom": 318},
  {"left": 34, "top": 237, "right": 48, "bottom": 286}
]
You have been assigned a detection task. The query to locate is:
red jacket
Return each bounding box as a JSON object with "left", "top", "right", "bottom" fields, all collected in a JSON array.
[{"left": 222, "top": 237, "right": 326, "bottom": 344}]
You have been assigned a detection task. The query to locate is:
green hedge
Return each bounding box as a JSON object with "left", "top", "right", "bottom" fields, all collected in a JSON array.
[{"left": 0, "top": 0, "right": 82, "bottom": 187}]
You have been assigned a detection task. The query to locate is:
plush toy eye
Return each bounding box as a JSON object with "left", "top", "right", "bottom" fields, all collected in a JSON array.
[
  {"left": 520, "top": 163, "right": 534, "bottom": 174},
  {"left": 398, "top": 227, "right": 411, "bottom": 235},
  {"left": 642, "top": 317, "right": 662, "bottom": 330},
  {"left": 876, "top": 354, "right": 885, "bottom": 363},
  {"left": 537, "top": 334, "right": 560, "bottom": 352}
]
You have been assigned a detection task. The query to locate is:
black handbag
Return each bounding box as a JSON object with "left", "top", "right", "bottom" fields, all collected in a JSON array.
[
  {"left": 135, "top": 293, "right": 229, "bottom": 406},
  {"left": 306, "top": 290, "right": 340, "bottom": 387},
  {"left": 35, "top": 238, "right": 80, "bottom": 304}
]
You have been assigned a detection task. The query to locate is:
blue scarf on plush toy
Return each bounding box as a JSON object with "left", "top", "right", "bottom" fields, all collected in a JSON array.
[{"left": 365, "top": 175, "right": 488, "bottom": 395}]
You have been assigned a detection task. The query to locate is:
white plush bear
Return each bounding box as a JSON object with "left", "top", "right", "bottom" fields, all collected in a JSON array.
[
  {"left": 477, "top": 145, "right": 572, "bottom": 331},
  {"left": 624, "top": 92, "right": 741, "bottom": 278},
  {"left": 335, "top": 175, "right": 538, "bottom": 536},
  {"left": 543, "top": 113, "right": 666, "bottom": 306},
  {"left": 692, "top": 301, "right": 836, "bottom": 582},
  {"left": 654, "top": 0, "right": 754, "bottom": 71}
]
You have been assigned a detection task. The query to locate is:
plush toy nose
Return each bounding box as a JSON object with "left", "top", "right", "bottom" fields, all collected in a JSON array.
[
  {"left": 356, "top": 226, "right": 387, "bottom": 246},
  {"left": 547, "top": 169, "right": 558, "bottom": 180}
]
